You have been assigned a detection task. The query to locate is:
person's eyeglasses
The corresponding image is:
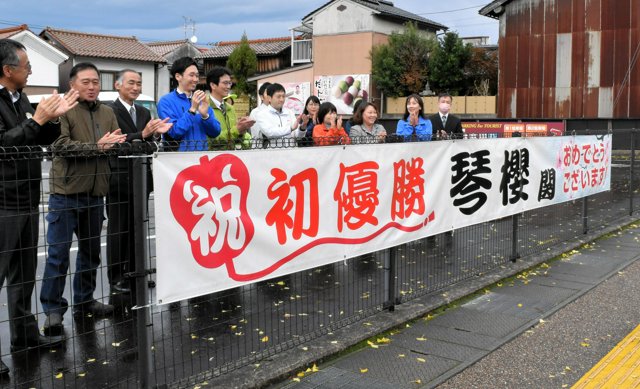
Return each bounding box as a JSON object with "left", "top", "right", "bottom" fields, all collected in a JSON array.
[
  {"left": 220, "top": 81, "right": 233, "bottom": 86},
  {"left": 8, "top": 62, "right": 31, "bottom": 71}
]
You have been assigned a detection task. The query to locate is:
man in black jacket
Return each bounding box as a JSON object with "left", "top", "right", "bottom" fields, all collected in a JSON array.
[
  {"left": 429, "top": 92, "right": 464, "bottom": 140},
  {"left": 0, "top": 39, "right": 78, "bottom": 375},
  {"left": 106, "top": 69, "right": 170, "bottom": 296}
]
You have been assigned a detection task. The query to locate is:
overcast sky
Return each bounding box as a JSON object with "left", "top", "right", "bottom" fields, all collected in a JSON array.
[{"left": 2, "top": 1, "right": 498, "bottom": 46}]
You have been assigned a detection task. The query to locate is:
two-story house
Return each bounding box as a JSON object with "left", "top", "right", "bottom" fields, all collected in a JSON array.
[
  {"left": 39, "top": 27, "right": 166, "bottom": 99},
  {"left": 146, "top": 39, "right": 203, "bottom": 97},
  {"left": 252, "top": 0, "right": 447, "bottom": 114},
  {"left": 0, "top": 24, "right": 68, "bottom": 95}
]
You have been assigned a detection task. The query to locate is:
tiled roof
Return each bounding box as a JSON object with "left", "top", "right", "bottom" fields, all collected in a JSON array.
[
  {"left": 197, "top": 37, "right": 291, "bottom": 59},
  {"left": 41, "top": 27, "right": 166, "bottom": 63},
  {"left": 146, "top": 39, "right": 191, "bottom": 56},
  {"left": 0, "top": 24, "right": 29, "bottom": 39},
  {"left": 303, "top": 0, "right": 448, "bottom": 31}
]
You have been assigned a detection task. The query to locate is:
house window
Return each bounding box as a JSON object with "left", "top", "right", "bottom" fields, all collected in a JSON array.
[{"left": 100, "top": 71, "right": 117, "bottom": 91}]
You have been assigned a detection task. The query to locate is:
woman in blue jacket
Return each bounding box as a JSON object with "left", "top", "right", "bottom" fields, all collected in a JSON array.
[{"left": 396, "top": 94, "right": 432, "bottom": 142}]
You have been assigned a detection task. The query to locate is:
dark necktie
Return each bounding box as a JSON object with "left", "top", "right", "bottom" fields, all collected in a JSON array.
[{"left": 442, "top": 115, "right": 447, "bottom": 127}]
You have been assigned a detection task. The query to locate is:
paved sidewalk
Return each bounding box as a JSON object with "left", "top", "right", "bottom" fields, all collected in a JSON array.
[{"left": 273, "top": 222, "right": 640, "bottom": 389}]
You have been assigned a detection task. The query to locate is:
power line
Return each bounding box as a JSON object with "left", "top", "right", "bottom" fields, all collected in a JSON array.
[
  {"left": 417, "top": 4, "right": 488, "bottom": 15},
  {"left": 0, "top": 19, "right": 47, "bottom": 30}
]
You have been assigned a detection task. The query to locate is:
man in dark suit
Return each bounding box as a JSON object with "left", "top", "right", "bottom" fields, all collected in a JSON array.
[
  {"left": 107, "top": 69, "right": 170, "bottom": 296},
  {"left": 429, "top": 92, "right": 464, "bottom": 140},
  {"left": 0, "top": 39, "right": 77, "bottom": 374}
]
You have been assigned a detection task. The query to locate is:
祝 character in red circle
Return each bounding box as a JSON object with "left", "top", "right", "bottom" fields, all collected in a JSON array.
[{"left": 170, "top": 154, "right": 254, "bottom": 269}]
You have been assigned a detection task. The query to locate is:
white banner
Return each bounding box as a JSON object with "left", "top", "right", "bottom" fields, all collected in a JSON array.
[{"left": 153, "top": 135, "right": 611, "bottom": 304}]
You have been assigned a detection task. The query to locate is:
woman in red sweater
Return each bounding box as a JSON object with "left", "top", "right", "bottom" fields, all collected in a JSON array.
[{"left": 313, "top": 102, "right": 351, "bottom": 146}]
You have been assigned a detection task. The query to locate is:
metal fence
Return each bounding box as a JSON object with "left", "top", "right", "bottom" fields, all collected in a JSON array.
[{"left": 0, "top": 129, "right": 637, "bottom": 388}]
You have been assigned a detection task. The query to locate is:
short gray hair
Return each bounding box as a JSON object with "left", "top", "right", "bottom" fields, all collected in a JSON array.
[
  {"left": 0, "top": 39, "right": 26, "bottom": 77},
  {"left": 115, "top": 69, "right": 140, "bottom": 85}
]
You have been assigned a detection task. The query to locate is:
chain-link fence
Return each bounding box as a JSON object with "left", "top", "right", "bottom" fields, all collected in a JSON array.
[{"left": 0, "top": 130, "right": 636, "bottom": 388}]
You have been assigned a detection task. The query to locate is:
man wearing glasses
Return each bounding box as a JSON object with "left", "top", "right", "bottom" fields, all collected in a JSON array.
[
  {"left": 0, "top": 38, "right": 78, "bottom": 375},
  {"left": 206, "top": 66, "right": 254, "bottom": 150}
]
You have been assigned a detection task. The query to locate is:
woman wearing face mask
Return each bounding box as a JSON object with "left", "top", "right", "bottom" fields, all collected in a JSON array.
[
  {"left": 396, "top": 94, "right": 432, "bottom": 142},
  {"left": 429, "top": 92, "right": 464, "bottom": 140},
  {"left": 349, "top": 102, "right": 387, "bottom": 144}
]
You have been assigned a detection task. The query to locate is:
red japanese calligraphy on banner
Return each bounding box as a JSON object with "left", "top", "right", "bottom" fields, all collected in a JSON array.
[
  {"left": 154, "top": 135, "right": 611, "bottom": 304},
  {"left": 170, "top": 154, "right": 254, "bottom": 269},
  {"left": 559, "top": 139, "right": 609, "bottom": 195}
]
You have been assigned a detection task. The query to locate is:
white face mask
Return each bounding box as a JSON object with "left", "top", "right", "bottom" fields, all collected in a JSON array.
[{"left": 439, "top": 102, "right": 451, "bottom": 114}]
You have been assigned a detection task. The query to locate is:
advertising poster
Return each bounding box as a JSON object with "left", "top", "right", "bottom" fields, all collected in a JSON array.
[
  {"left": 462, "top": 121, "right": 565, "bottom": 138},
  {"left": 314, "top": 74, "right": 370, "bottom": 114},
  {"left": 283, "top": 82, "right": 310, "bottom": 115}
]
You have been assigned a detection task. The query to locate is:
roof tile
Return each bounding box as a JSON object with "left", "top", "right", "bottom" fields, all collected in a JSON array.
[
  {"left": 41, "top": 27, "right": 165, "bottom": 63},
  {"left": 197, "top": 37, "right": 291, "bottom": 59}
]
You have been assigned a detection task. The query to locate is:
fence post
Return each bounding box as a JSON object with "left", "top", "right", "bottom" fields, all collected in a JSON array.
[
  {"left": 384, "top": 246, "right": 397, "bottom": 311},
  {"left": 510, "top": 214, "right": 519, "bottom": 262},
  {"left": 582, "top": 129, "right": 590, "bottom": 234},
  {"left": 631, "top": 129, "right": 636, "bottom": 216},
  {"left": 130, "top": 148, "right": 153, "bottom": 389}
]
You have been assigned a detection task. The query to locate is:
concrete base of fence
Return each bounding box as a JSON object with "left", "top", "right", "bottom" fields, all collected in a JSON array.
[{"left": 199, "top": 215, "right": 639, "bottom": 389}]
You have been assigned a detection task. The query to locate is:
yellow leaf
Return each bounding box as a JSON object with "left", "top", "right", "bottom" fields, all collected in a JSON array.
[
  {"left": 581, "top": 342, "right": 590, "bottom": 347},
  {"left": 312, "top": 364, "right": 319, "bottom": 372},
  {"left": 77, "top": 372, "right": 86, "bottom": 377},
  {"left": 416, "top": 358, "right": 426, "bottom": 363},
  {"left": 302, "top": 346, "right": 309, "bottom": 351},
  {"left": 398, "top": 354, "right": 406, "bottom": 358},
  {"left": 367, "top": 340, "right": 379, "bottom": 349},
  {"left": 376, "top": 337, "right": 391, "bottom": 344},
  {"left": 305, "top": 368, "right": 311, "bottom": 373},
  {"left": 86, "top": 358, "right": 96, "bottom": 363},
  {"left": 497, "top": 282, "right": 503, "bottom": 287},
  {"left": 360, "top": 368, "right": 368, "bottom": 373},
  {"left": 330, "top": 340, "right": 338, "bottom": 344},
  {"left": 517, "top": 303, "right": 523, "bottom": 308},
  {"left": 562, "top": 385, "right": 568, "bottom": 388},
  {"left": 191, "top": 334, "right": 197, "bottom": 339},
  {"left": 112, "top": 342, "right": 121, "bottom": 347},
  {"left": 363, "top": 322, "right": 373, "bottom": 327},
  {"left": 412, "top": 379, "right": 422, "bottom": 384},
  {"left": 55, "top": 372, "right": 63, "bottom": 379},
  {"left": 292, "top": 378, "right": 301, "bottom": 382},
  {"left": 565, "top": 366, "right": 571, "bottom": 371},
  {"left": 416, "top": 336, "right": 427, "bottom": 341},
  {"left": 230, "top": 325, "right": 237, "bottom": 330},
  {"left": 261, "top": 336, "right": 269, "bottom": 343},
  {"left": 277, "top": 281, "right": 285, "bottom": 286},
  {"left": 297, "top": 372, "right": 305, "bottom": 378}
]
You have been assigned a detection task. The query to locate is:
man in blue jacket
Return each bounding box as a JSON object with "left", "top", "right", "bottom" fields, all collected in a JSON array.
[{"left": 157, "top": 57, "right": 220, "bottom": 151}]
